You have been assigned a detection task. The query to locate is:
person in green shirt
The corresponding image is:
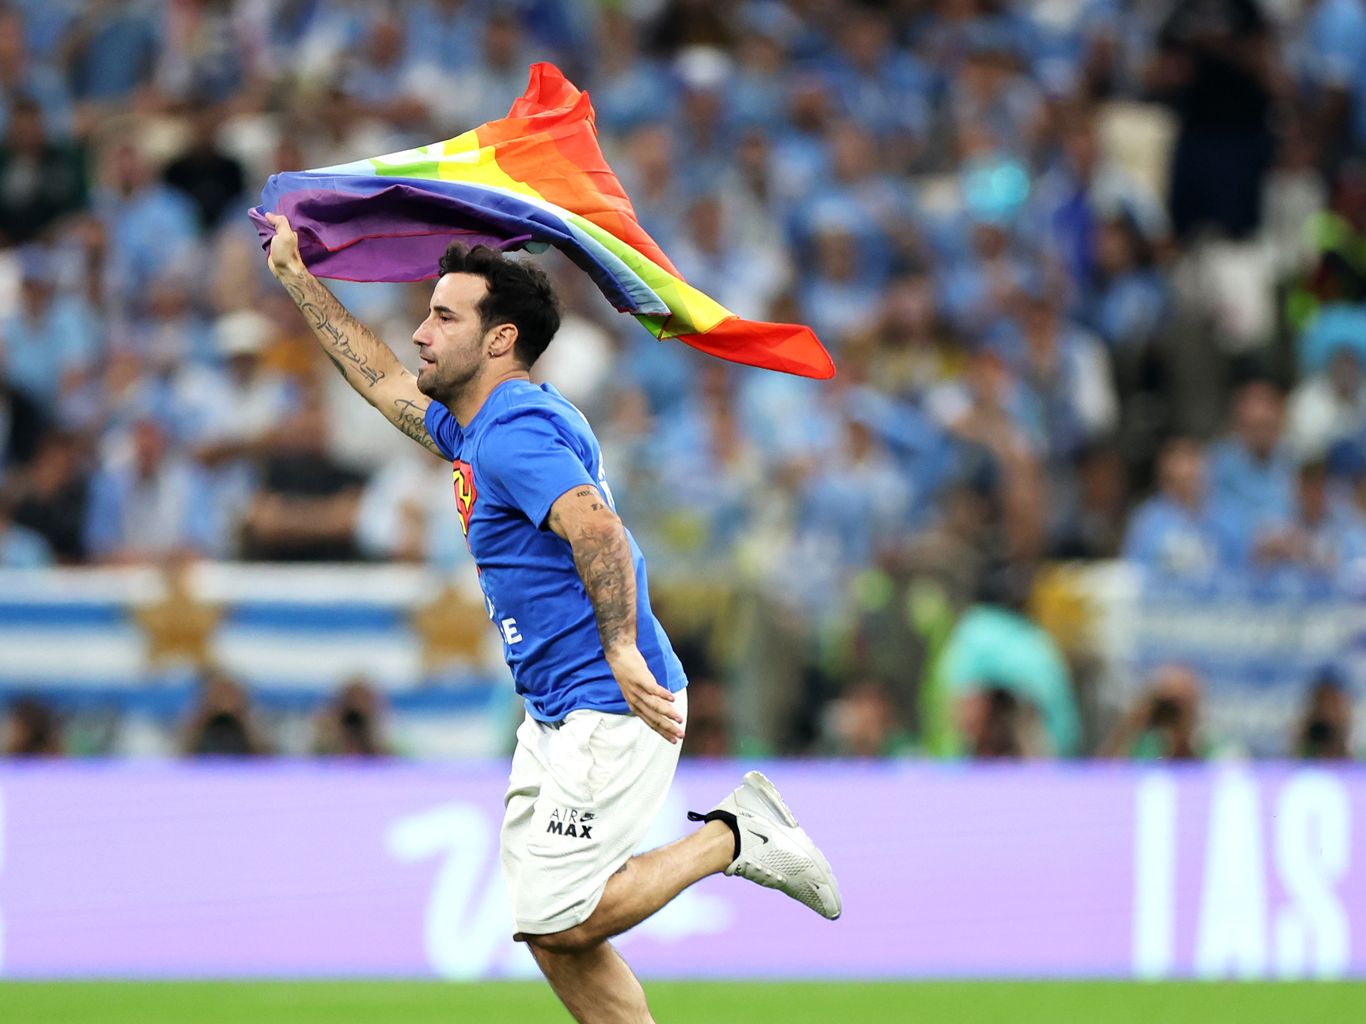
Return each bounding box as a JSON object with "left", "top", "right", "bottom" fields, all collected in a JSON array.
[{"left": 939, "top": 563, "right": 1081, "bottom": 758}]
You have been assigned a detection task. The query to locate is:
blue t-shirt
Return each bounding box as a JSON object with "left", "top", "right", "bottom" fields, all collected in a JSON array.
[{"left": 424, "top": 379, "right": 686, "bottom": 721}]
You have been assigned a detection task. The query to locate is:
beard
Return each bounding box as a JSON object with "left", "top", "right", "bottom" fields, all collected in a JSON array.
[{"left": 416, "top": 356, "right": 478, "bottom": 406}]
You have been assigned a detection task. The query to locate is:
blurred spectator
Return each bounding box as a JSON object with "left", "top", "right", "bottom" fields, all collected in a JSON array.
[
  {"left": 805, "top": 121, "right": 917, "bottom": 272},
  {"left": 0, "top": 7, "right": 73, "bottom": 141},
  {"left": 432, "top": 9, "right": 541, "bottom": 130},
  {"left": 968, "top": 686, "right": 1045, "bottom": 759},
  {"left": 181, "top": 668, "right": 270, "bottom": 756},
  {"left": 0, "top": 373, "right": 47, "bottom": 478},
  {"left": 1242, "top": 456, "right": 1366, "bottom": 591},
  {"left": 726, "top": 8, "right": 793, "bottom": 131},
  {"left": 823, "top": 678, "right": 916, "bottom": 758},
  {"left": 1007, "top": 288, "right": 1118, "bottom": 465},
  {"left": 314, "top": 678, "right": 391, "bottom": 757},
  {"left": 645, "top": 0, "right": 736, "bottom": 57},
  {"left": 945, "top": 25, "right": 1044, "bottom": 163},
  {"left": 588, "top": 9, "right": 674, "bottom": 134},
  {"left": 1292, "top": 668, "right": 1355, "bottom": 759},
  {"left": 942, "top": 562, "right": 1081, "bottom": 757},
  {"left": 0, "top": 244, "right": 100, "bottom": 410},
  {"left": 1301, "top": 0, "right": 1366, "bottom": 170},
  {"left": 936, "top": 205, "right": 1033, "bottom": 340},
  {"left": 1030, "top": 112, "right": 1166, "bottom": 296},
  {"left": 1100, "top": 664, "right": 1208, "bottom": 760},
  {"left": 131, "top": 265, "right": 215, "bottom": 367},
  {"left": 649, "top": 363, "right": 763, "bottom": 562},
  {"left": 1050, "top": 442, "right": 1128, "bottom": 559},
  {"left": 172, "top": 308, "right": 297, "bottom": 546},
  {"left": 3, "top": 695, "right": 63, "bottom": 756},
  {"left": 822, "top": 8, "right": 932, "bottom": 161},
  {"left": 1123, "top": 437, "right": 1232, "bottom": 584},
  {"left": 0, "top": 491, "right": 53, "bottom": 567},
  {"left": 779, "top": 412, "right": 914, "bottom": 622},
  {"left": 853, "top": 273, "right": 964, "bottom": 402},
  {"left": 155, "top": 0, "right": 269, "bottom": 108},
  {"left": 1287, "top": 344, "right": 1366, "bottom": 462},
  {"left": 240, "top": 386, "right": 366, "bottom": 561},
  {"left": 64, "top": 1, "right": 160, "bottom": 108},
  {"left": 1208, "top": 379, "right": 1296, "bottom": 538},
  {"left": 671, "top": 47, "right": 736, "bottom": 190},
  {"left": 175, "top": 310, "right": 294, "bottom": 438},
  {"left": 769, "top": 73, "right": 837, "bottom": 206},
  {"left": 83, "top": 417, "right": 221, "bottom": 563},
  {"left": 162, "top": 105, "right": 246, "bottom": 234},
  {"left": 1287, "top": 161, "right": 1366, "bottom": 335},
  {"left": 1154, "top": 0, "right": 1276, "bottom": 240},
  {"left": 1081, "top": 210, "right": 1170, "bottom": 355},
  {"left": 401, "top": 0, "right": 484, "bottom": 77},
  {"left": 92, "top": 140, "right": 200, "bottom": 304},
  {"left": 800, "top": 218, "right": 885, "bottom": 344},
  {"left": 0, "top": 96, "right": 87, "bottom": 244},
  {"left": 8, "top": 428, "right": 90, "bottom": 562},
  {"left": 929, "top": 350, "right": 1034, "bottom": 488},
  {"left": 338, "top": 12, "right": 433, "bottom": 133},
  {"left": 354, "top": 454, "right": 453, "bottom": 565}
]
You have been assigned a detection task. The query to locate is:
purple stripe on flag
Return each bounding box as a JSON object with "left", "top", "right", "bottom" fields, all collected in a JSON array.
[
  {"left": 248, "top": 185, "right": 533, "bottom": 283},
  {"left": 250, "top": 178, "right": 658, "bottom": 313}
]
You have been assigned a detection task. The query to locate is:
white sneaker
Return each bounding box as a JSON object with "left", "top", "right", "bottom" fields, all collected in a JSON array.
[{"left": 689, "top": 770, "right": 842, "bottom": 920}]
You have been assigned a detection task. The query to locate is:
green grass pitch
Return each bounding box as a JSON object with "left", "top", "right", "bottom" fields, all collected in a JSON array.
[{"left": 1, "top": 981, "right": 1364, "bottom": 1024}]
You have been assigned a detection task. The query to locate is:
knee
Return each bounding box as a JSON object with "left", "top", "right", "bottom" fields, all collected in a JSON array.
[{"left": 523, "top": 923, "right": 604, "bottom": 955}]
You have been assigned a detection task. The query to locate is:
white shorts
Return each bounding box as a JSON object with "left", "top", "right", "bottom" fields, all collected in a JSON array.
[{"left": 500, "top": 690, "right": 686, "bottom": 937}]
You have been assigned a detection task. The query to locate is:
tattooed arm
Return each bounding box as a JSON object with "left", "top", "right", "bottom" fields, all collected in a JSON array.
[
  {"left": 547, "top": 485, "right": 684, "bottom": 743},
  {"left": 264, "top": 212, "right": 443, "bottom": 457}
]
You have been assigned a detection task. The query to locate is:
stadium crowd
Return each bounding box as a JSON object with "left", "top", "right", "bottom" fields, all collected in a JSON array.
[{"left": 2, "top": 0, "right": 1366, "bottom": 760}]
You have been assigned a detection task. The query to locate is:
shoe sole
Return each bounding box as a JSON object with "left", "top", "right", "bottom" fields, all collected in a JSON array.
[{"left": 742, "top": 770, "right": 843, "bottom": 920}]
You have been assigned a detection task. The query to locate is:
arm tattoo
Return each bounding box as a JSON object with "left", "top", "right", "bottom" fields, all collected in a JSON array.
[
  {"left": 392, "top": 397, "right": 442, "bottom": 456},
  {"left": 278, "top": 269, "right": 438, "bottom": 455},
  {"left": 284, "top": 277, "right": 387, "bottom": 388},
  {"left": 571, "top": 521, "right": 638, "bottom": 655}
]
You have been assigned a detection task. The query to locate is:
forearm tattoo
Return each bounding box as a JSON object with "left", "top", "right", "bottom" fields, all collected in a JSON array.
[
  {"left": 284, "top": 277, "right": 386, "bottom": 388},
  {"left": 568, "top": 497, "right": 637, "bottom": 653}
]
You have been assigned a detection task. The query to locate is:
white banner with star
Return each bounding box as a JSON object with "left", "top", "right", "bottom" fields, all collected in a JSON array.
[{"left": 0, "top": 565, "right": 512, "bottom": 756}]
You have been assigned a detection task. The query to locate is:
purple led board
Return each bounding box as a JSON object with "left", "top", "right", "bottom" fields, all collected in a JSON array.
[{"left": 0, "top": 762, "right": 1362, "bottom": 979}]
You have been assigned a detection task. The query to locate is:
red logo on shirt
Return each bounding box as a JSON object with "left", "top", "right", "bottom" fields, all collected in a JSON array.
[{"left": 452, "top": 460, "right": 477, "bottom": 536}]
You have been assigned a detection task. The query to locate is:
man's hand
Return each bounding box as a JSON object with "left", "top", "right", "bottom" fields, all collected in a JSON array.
[
  {"left": 264, "top": 212, "right": 305, "bottom": 280},
  {"left": 607, "top": 645, "right": 684, "bottom": 744}
]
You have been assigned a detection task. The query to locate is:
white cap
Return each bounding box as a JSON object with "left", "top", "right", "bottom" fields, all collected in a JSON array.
[{"left": 216, "top": 309, "right": 274, "bottom": 358}]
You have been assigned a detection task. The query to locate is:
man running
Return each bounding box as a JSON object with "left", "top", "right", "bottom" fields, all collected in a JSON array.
[{"left": 264, "top": 213, "right": 840, "bottom": 1023}]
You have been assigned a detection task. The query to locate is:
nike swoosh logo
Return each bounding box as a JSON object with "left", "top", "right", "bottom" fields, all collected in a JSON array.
[{"left": 749, "top": 830, "right": 770, "bottom": 844}]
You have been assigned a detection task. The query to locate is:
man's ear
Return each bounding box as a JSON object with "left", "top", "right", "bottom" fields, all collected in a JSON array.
[{"left": 486, "top": 323, "right": 519, "bottom": 359}]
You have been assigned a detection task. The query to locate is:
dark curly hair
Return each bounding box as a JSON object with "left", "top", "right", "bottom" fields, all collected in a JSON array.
[{"left": 437, "top": 243, "right": 561, "bottom": 368}]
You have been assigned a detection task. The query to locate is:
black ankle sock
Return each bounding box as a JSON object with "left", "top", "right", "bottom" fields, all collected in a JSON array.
[{"left": 687, "top": 808, "right": 741, "bottom": 861}]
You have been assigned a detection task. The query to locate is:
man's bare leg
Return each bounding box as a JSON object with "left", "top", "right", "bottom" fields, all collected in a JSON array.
[
  {"left": 528, "top": 942, "right": 653, "bottom": 1024},
  {"left": 522, "top": 820, "right": 734, "bottom": 1024}
]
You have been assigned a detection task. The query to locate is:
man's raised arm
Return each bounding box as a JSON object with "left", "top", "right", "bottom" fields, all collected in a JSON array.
[{"left": 263, "top": 212, "right": 443, "bottom": 457}]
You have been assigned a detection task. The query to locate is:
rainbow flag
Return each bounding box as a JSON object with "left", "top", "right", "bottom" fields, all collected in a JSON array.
[{"left": 250, "top": 63, "right": 834, "bottom": 379}]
